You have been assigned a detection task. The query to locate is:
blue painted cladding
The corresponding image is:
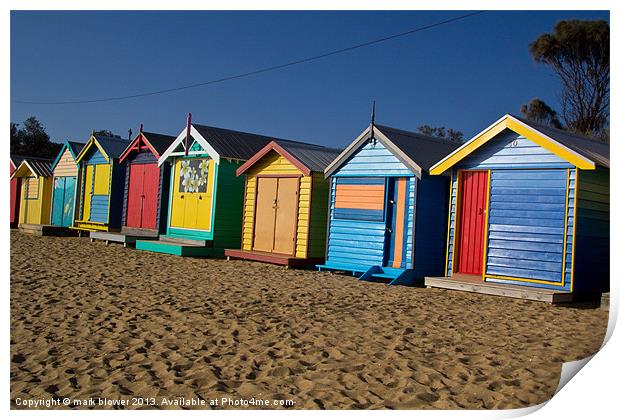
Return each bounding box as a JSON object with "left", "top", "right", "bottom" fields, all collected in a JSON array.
[
  {"left": 337, "top": 177, "right": 384, "bottom": 185},
  {"left": 90, "top": 195, "right": 109, "bottom": 222},
  {"left": 85, "top": 147, "right": 108, "bottom": 164},
  {"left": 485, "top": 169, "right": 568, "bottom": 287},
  {"left": 411, "top": 174, "right": 449, "bottom": 278},
  {"left": 333, "top": 208, "right": 384, "bottom": 221},
  {"left": 573, "top": 167, "right": 609, "bottom": 295},
  {"left": 332, "top": 140, "right": 415, "bottom": 177},
  {"left": 326, "top": 178, "right": 386, "bottom": 269},
  {"left": 460, "top": 130, "right": 573, "bottom": 170},
  {"left": 446, "top": 172, "right": 458, "bottom": 276}
]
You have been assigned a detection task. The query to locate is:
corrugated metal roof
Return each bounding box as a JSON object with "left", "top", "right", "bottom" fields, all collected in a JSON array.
[
  {"left": 14, "top": 158, "right": 53, "bottom": 178},
  {"left": 192, "top": 124, "right": 321, "bottom": 161},
  {"left": 94, "top": 135, "right": 130, "bottom": 159},
  {"left": 375, "top": 125, "right": 461, "bottom": 171},
  {"left": 509, "top": 114, "right": 609, "bottom": 168},
  {"left": 275, "top": 141, "right": 341, "bottom": 172},
  {"left": 142, "top": 131, "right": 177, "bottom": 155}
]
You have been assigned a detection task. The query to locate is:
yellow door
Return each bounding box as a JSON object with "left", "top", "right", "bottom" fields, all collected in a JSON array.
[
  {"left": 273, "top": 178, "right": 298, "bottom": 255},
  {"left": 82, "top": 165, "right": 94, "bottom": 221},
  {"left": 93, "top": 164, "right": 110, "bottom": 195},
  {"left": 253, "top": 177, "right": 278, "bottom": 252},
  {"left": 170, "top": 157, "right": 214, "bottom": 230}
]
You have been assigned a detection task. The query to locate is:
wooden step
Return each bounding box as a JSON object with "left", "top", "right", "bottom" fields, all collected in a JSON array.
[
  {"left": 424, "top": 276, "right": 573, "bottom": 304},
  {"left": 18, "top": 224, "right": 76, "bottom": 237}
]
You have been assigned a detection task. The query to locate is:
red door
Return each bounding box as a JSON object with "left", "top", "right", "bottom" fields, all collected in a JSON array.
[
  {"left": 141, "top": 164, "right": 160, "bottom": 229},
  {"left": 126, "top": 163, "right": 160, "bottom": 230},
  {"left": 456, "top": 171, "right": 488, "bottom": 276}
]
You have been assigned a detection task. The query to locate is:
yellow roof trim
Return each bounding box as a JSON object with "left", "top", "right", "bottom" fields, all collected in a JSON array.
[
  {"left": 75, "top": 136, "right": 110, "bottom": 163},
  {"left": 429, "top": 115, "right": 596, "bottom": 175}
]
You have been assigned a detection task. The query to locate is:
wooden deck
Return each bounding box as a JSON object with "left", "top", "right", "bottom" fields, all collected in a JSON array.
[
  {"left": 424, "top": 276, "right": 573, "bottom": 304},
  {"left": 224, "top": 249, "right": 323, "bottom": 268},
  {"left": 18, "top": 224, "right": 76, "bottom": 237},
  {"left": 89, "top": 230, "right": 158, "bottom": 247}
]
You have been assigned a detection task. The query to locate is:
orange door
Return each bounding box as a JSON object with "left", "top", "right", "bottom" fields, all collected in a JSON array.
[
  {"left": 253, "top": 177, "right": 278, "bottom": 252},
  {"left": 273, "top": 178, "right": 298, "bottom": 255}
]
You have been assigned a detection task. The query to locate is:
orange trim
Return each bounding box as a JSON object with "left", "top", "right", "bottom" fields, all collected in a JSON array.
[
  {"left": 392, "top": 178, "right": 407, "bottom": 268},
  {"left": 335, "top": 201, "right": 384, "bottom": 210}
]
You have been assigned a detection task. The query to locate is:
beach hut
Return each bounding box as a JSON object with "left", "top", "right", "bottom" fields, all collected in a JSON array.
[
  {"left": 225, "top": 140, "right": 341, "bottom": 267},
  {"left": 89, "top": 127, "right": 175, "bottom": 246},
  {"left": 10, "top": 155, "right": 27, "bottom": 228},
  {"left": 426, "top": 114, "right": 610, "bottom": 302},
  {"left": 73, "top": 133, "right": 129, "bottom": 233},
  {"left": 50, "top": 141, "right": 85, "bottom": 228},
  {"left": 11, "top": 158, "right": 54, "bottom": 231},
  {"left": 317, "top": 123, "right": 458, "bottom": 285},
  {"left": 136, "top": 115, "right": 314, "bottom": 256}
]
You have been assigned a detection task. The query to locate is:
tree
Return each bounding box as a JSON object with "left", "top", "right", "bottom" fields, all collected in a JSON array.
[
  {"left": 418, "top": 125, "right": 464, "bottom": 144},
  {"left": 94, "top": 129, "right": 121, "bottom": 139},
  {"left": 10, "top": 116, "right": 61, "bottom": 158},
  {"left": 520, "top": 98, "right": 563, "bottom": 129},
  {"left": 529, "top": 19, "right": 609, "bottom": 138}
]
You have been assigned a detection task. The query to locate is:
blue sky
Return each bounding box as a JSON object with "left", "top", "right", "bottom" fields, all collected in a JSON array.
[{"left": 11, "top": 10, "right": 609, "bottom": 148}]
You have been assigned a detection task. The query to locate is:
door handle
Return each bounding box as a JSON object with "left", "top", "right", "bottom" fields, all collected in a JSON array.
[
  {"left": 180, "top": 195, "right": 184, "bottom": 199},
  {"left": 386, "top": 228, "right": 392, "bottom": 233},
  {"left": 199, "top": 196, "right": 202, "bottom": 200}
]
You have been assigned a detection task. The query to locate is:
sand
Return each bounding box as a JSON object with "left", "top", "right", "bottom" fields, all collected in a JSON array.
[{"left": 10, "top": 231, "right": 608, "bottom": 409}]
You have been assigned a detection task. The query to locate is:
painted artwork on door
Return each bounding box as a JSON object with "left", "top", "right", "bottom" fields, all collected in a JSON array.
[
  {"left": 178, "top": 159, "right": 209, "bottom": 193},
  {"left": 170, "top": 157, "right": 215, "bottom": 231}
]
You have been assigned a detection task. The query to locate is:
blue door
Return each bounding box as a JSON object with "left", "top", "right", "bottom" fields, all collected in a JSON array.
[
  {"left": 51, "top": 176, "right": 76, "bottom": 227},
  {"left": 384, "top": 177, "right": 410, "bottom": 269}
]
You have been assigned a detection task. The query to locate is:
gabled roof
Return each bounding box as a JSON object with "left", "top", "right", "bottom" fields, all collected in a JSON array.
[
  {"left": 143, "top": 131, "right": 177, "bottom": 155},
  {"left": 429, "top": 114, "right": 608, "bottom": 175},
  {"left": 76, "top": 134, "right": 130, "bottom": 163},
  {"left": 236, "top": 140, "right": 341, "bottom": 176},
  {"left": 324, "top": 124, "right": 460, "bottom": 178},
  {"left": 509, "top": 114, "right": 609, "bottom": 168},
  {"left": 119, "top": 131, "right": 176, "bottom": 163},
  {"left": 11, "top": 158, "right": 53, "bottom": 179},
  {"left": 10, "top": 154, "right": 32, "bottom": 170},
  {"left": 51, "top": 140, "right": 86, "bottom": 171},
  {"left": 159, "top": 123, "right": 326, "bottom": 165}
]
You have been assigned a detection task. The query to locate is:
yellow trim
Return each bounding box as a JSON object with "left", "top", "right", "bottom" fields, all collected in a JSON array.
[
  {"left": 480, "top": 170, "right": 492, "bottom": 278},
  {"left": 559, "top": 169, "right": 570, "bottom": 288},
  {"left": 431, "top": 120, "right": 508, "bottom": 175},
  {"left": 430, "top": 115, "right": 596, "bottom": 175},
  {"left": 570, "top": 169, "right": 579, "bottom": 292},
  {"left": 75, "top": 136, "right": 110, "bottom": 163},
  {"left": 443, "top": 171, "right": 453, "bottom": 276},
  {"left": 485, "top": 274, "right": 564, "bottom": 286}
]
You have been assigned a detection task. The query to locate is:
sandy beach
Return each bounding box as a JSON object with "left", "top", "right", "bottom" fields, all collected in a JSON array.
[{"left": 10, "top": 230, "right": 608, "bottom": 409}]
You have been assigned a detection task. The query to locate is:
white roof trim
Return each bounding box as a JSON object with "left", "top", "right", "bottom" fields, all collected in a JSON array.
[
  {"left": 10, "top": 161, "right": 39, "bottom": 179},
  {"left": 323, "top": 124, "right": 422, "bottom": 179},
  {"left": 157, "top": 125, "right": 221, "bottom": 166}
]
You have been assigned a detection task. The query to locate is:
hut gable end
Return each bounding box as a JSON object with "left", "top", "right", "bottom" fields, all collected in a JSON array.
[
  {"left": 332, "top": 140, "right": 415, "bottom": 178},
  {"left": 459, "top": 129, "right": 574, "bottom": 170}
]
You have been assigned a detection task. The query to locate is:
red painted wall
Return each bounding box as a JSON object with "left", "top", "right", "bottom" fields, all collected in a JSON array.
[{"left": 125, "top": 163, "right": 160, "bottom": 230}]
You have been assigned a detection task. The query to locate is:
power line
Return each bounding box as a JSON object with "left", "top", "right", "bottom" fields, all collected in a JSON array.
[{"left": 13, "top": 11, "right": 486, "bottom": 105}]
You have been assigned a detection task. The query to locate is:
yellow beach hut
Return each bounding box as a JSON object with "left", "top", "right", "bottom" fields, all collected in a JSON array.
[
  {"left": 11, "top": 158, "right": 54, "bottom": 233},
  {"left": 225, "top": 140, "right": 340, "bottom": 267}
]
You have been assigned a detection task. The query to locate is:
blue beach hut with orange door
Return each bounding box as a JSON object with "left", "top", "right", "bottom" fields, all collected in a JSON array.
[
  {"left": 425, "top": 114, "right": 609, "bottom": 302},
  {"left": 317, "top": 121, "right": 458, "bottom": 285}
]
